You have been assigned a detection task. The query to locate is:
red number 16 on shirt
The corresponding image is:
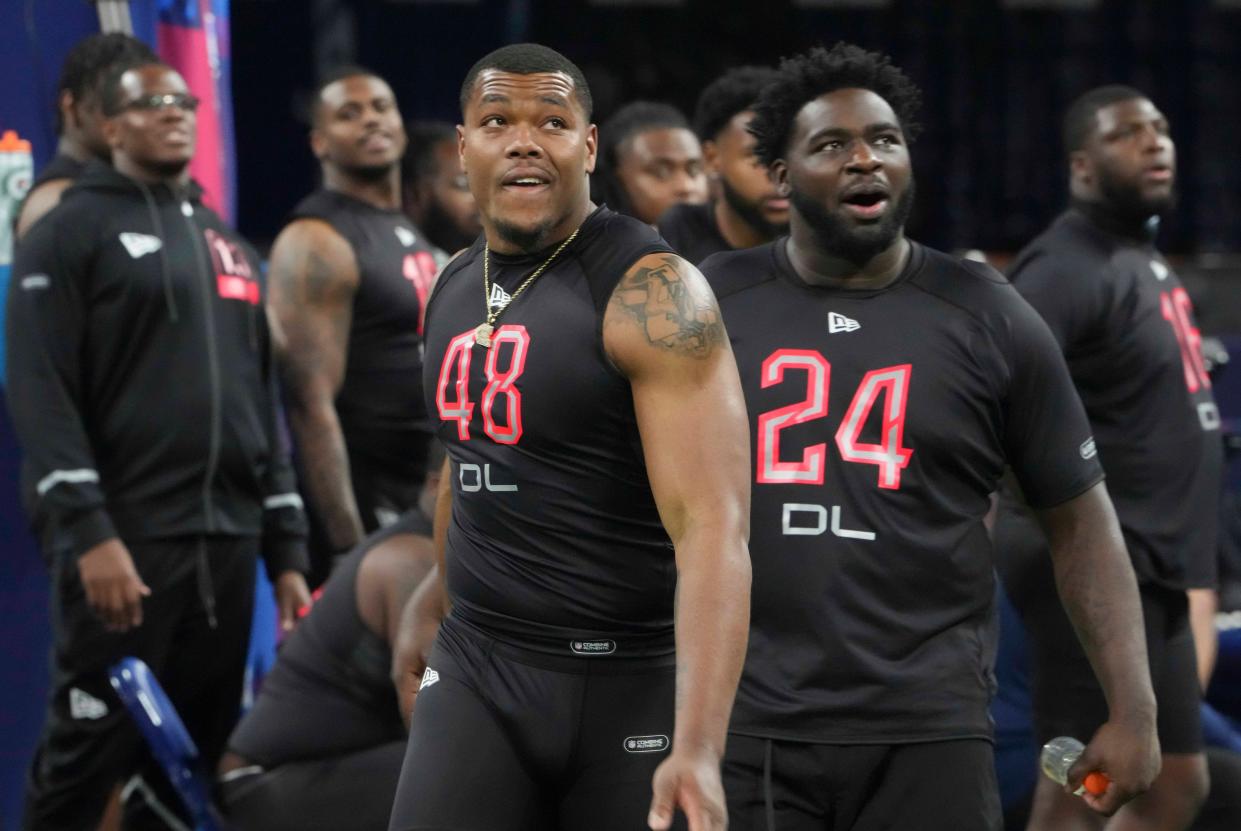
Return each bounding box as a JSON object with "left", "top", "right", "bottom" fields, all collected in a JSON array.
[{"left": 756, "top": 349, "right": 914, "bottom": 490}]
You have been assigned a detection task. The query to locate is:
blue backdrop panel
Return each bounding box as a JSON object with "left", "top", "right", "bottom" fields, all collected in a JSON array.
[{"left": 0, "top": 5, "right": 101, "bottom": 825}]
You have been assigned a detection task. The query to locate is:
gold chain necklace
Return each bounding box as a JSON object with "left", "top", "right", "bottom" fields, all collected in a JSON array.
[{"left": 475, "top": 226, "right": 580, "bottom": 347}]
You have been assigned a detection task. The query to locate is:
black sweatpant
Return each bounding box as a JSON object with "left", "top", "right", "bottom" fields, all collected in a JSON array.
[{"left": 23, "top": 535, "right": 257, "bottom": 831}]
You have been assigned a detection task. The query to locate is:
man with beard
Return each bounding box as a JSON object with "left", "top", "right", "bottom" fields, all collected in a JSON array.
[
  {"left": 15, "top": 32, "right": 156, "bottom": 239},
  {"left": 699, "top": 44, "right": 1160, "bottom": 829},
  {"left": 658, "top": 66, "right": 788, "bottom": 264},
  {"left": 995, "top": 86, "right": 1221, "bottom": 831},
  {"left": 401, "top": 120, "right": 482, "bottom": 258},
  {"left": 387, "top": 43, "right": 751, "bottom": 831},
  {"left": 270, "top": 68, "right": 440, "bottom": 578},
  {"left": 8, "top": 61, "right": 309, "bottom": 829}
]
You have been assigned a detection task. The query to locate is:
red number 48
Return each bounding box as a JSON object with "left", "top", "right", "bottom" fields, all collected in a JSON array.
[
  {"left": 756, "top": 349, "right": 913, "bottom": 490},
  {"left": 435, "top": 325, "right": 530, "bottom": 444}
]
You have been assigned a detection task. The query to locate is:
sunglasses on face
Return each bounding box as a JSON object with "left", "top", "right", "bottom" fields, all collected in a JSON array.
[{"left": 120, "top": 93, "right": 200, "bottom": 113}]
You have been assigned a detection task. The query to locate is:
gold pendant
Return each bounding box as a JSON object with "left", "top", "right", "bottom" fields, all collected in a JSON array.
[{"left": 474, "top": 322, "right": 494, "bottom": 348}]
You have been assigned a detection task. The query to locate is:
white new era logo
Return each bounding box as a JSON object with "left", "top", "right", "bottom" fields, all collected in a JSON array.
[
  {"left": 394, "top": 226, "right": 417, "bottom": 247},
  {"left": 420, "top": 667, "right": 440, "bottom": 690},
  {"left": 69, "top": 687, "right": 108, "bottom": 720},
  {"left": 119, "top": 232, "right": 162, "bottom": 259},
  {"left": 488, "top": 283, "right": 512, "bottom": 312},
  {"left": 828, "top": 312, "right": 860, "bottom": 333}
]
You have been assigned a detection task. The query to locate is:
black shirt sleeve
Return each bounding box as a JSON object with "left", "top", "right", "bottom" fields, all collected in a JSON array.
[
  {"left": 5, "top": 211, "right": 118, "bottom": 558},
  {"left": 995, "top": 281, "right": 1105, "bottom": 508}
]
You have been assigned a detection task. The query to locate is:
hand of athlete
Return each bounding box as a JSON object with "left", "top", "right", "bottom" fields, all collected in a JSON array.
[
  {"left": 391, "top": 569, "right": 445, "bottom": 729},
  {"left": 648, "top": 746, "right": 728, "bottom": 831},
  {"left": 78, "top": 538, "right": 150, "bottom": 632},
  {"left": 1068, "top": 714, "right": 1161, "bottom": 816},
  {"left": 274, "top": 570, "right": 312, "bottom": 633}
]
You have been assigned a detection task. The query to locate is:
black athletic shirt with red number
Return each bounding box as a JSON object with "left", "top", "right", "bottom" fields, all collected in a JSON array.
[
  {"left": 1008, "top": 208, "right": 1221, "bottom": 590},
  {"left": 702, "top": 239, "right": 1103, "bottom": 744},
  {"left": 421, "top": 205, "right": 677, "bottom": 655},
  {"left": 291, "top": 190, "right": 440, "bottom": 495}
]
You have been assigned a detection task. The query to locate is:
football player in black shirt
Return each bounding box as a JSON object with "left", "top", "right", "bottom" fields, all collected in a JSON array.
[
  {"left": 401, "top": 120, "right": 482, "bottom": 257},
  {"left": 700, "top": 43, "right": 1160, "bottom": 830},
  {"left": 997, "top": 85, "right": 1222, "bottom": 830},
  {"left": 387, "top": 44, "right": 751, "bottom": 831},
  {"left": 659, "top": 66, "right": 788, "bottom": 264},
  {"left": 15, "top": 32, "right": 156, "bottom": 240},
  {"left": 592, "top": 101, "right": 708, "bottom": 225},
  {"left": 269, "top": 68, "right": 440, "bottom": 577}
]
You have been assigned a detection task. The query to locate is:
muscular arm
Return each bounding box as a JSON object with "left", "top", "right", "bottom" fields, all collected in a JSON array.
[
  {"left": 15, "top": 179, "right": 73, "bottom": 241},
  {"left": 1038, "top": 482, "right": 1154, "bottom": 720},
  {"left": 604, "top": 253, "right": 751, "bottom": 829},
  {"left": 1037, "top": 481, "right": 1160, "bottom": 809},
  {"left": 268, "top": 219, "right": 363, "bottom": 550},
  {"left": 391, "top": 456, "right": 452, "bottom": 724}
]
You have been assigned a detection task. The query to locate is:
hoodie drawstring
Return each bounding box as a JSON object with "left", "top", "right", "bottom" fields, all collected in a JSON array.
[
  {"left": 134, "top": 180, "right": 179, "bottom": 323},
  {"left": 196, "top": 536, "right": 218, "bottom": 629}
]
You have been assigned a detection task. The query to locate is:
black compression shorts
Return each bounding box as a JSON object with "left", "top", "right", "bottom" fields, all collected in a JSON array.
[
  {"left": 723, "top": 735, "right": 1002, "bottom": 831},
  {"left": 388, "top": 616, "right": 686, "bottom": 831}
]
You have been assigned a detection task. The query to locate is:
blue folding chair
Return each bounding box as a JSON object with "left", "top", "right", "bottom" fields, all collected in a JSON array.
[{"left": 108, "top": 657, "right": 223, "bottom": 831}]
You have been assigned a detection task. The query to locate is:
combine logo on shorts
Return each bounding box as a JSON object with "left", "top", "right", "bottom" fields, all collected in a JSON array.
[
  {"left": 623, "top": 735, "right": 669, "bottom": 753},
  {"left": 570, "top": 640, "right": 616, "bottom": 656},
  {"left": 420, "top": 667, "right": 440, "bottom": 690}
]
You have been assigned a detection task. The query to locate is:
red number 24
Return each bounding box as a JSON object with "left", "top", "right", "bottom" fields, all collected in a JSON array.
[{"left": 756, "top": 349, "right": 913, "bottom": 490}]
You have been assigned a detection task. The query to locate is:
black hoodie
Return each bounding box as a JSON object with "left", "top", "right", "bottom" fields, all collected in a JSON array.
[{"left": 6, "top": 161, "right": 307, "bottom": 578}]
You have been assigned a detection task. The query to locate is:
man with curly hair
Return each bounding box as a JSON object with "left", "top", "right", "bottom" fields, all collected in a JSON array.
[
  {"left": 699, "top": 42, "right": 1160, "bottom": 829},
  {"left": 659, "top": 66, "right": 788, "bottom": 264}
]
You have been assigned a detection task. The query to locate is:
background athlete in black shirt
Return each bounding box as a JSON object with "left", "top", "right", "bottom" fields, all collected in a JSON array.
[
  {"left": 387, "top": 44, "right": 751, "bottom": 831},
  {"left": 269, "top": 69, "right": 440, "bottom": 577},
  {"left": 702, "top": 43, "right": 1160, "bottom": 830},
  {"left": 592, "top": 101, "right": 708, "bottom": 225},
  {"left": 218, "top": 450, "right": 440, "bottom": 831},
  {"left": 401, "top": 120, "right": 482, "bottom": 257},
  {"left": 15, "top": 33, "right": 156, "bottom": 240},
  {"left": 658, "top": 66, "right": 788, "bottom": 264},
  {"left": 997, "top": 85, "right": 1222, "bottom": 831}
]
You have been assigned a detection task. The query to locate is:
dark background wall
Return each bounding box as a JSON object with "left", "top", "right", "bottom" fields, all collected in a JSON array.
[{"left": 230, "top": 0, "right": 1241, "bottom": 254}]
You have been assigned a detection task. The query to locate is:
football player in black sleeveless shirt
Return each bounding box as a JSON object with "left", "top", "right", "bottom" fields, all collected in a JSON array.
[
  {"left": 269, "top": 69, "right": 440, "bottom": 574},
  {"left": 700, "top": 44, "right": 1159, "bottom": 830},
  {"left": 15, "top": 33, "right": 156, "bottom": 240},
  {"left": 658, "top": 66, "right": 788, "bottom": 265},
  {"left": 996, "top": 86, "right": 1221, "bottom": 831},
  {"left": 387, "top": 44, "right": 751, "bottom": 831}
]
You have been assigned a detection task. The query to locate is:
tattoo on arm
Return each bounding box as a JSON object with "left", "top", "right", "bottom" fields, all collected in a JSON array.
[{"left": 611, "top": 256, "right": 725, "bottom": 358}]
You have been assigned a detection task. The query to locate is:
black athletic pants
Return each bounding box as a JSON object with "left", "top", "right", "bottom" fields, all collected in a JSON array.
[
  {"left": 23, "top": 535, "right": 257, "bottom": 831},
  {"left": 724, "top": 735, "right": 1002, "bottom": 831},
  {"left": 219, "top": 741, "right": 406, "bottom": 831}
]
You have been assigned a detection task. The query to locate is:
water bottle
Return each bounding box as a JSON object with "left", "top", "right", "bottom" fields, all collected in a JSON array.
[
  {"left": 0, "top": 129, "right": 34, "bottom": 386},
  {"left": 0, "top": 129, "right": 33, "bottom": 264},
  {"left": 1041, "top": 736, "right": 1110, "bottom": 796}
]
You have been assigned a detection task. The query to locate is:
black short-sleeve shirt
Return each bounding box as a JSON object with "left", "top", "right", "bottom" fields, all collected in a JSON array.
[
  {"left": 421, "top": 206, "right": 678, "bottom": 656},
  {"left": 703, "top": 238, "right": 1103, "bottom": 743},
  {"left": 1009, "top": 209, "right": 1221, "bottom": 590},
  {"left": 657, "top": 201, "right": 731, "bottom": 265}
]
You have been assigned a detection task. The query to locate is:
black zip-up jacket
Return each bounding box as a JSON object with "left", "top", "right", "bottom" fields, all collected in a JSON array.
[{"left": 5, "top": 161, "right": 308, "bottom": 578}]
